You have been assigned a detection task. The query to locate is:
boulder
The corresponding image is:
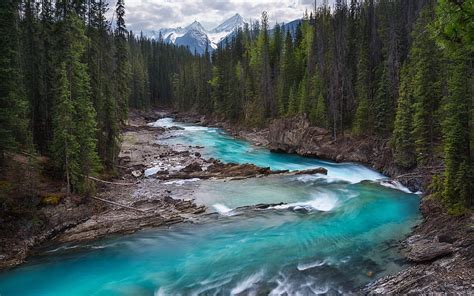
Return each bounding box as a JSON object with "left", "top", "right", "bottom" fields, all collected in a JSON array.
[
  {"left": 180, "top": 162, "right": 202, "bottom": 173},
  {"left": 406, "top": 236, "right": 454, "bottom": 263},
  {"left": 131, "top": 170, "right": 142, "bottom": 178}
]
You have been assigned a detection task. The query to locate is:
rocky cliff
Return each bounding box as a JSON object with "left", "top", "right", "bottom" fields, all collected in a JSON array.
[{"left": 266, "top": 115, "right": 433, "bottom": 192}]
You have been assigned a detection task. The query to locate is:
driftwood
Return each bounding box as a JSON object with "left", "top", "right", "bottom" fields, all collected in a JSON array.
[
  {"left": 90, "top": 196, "right": 147, "bottom": 213},
  {"left": 395, "top": 166, "right": 444, "bottom": 179},
  {"left": 88, "top": 176, "right": 136, "bottom": 186}
]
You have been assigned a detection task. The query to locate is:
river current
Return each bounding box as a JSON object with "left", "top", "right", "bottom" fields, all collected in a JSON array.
[{"left": 0, "top": 118, "right": 420, "bottom": 295}]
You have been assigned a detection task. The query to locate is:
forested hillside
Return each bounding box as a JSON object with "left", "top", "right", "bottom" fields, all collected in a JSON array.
[
  {"left": 171, "top": 0, "right": 473, "bottom": 213},
  {"left": 0, "top": 0, "right": 472, "bottom": 215},
  {"left": 0, "top": 0, "right": 194, "bottom": 195}
]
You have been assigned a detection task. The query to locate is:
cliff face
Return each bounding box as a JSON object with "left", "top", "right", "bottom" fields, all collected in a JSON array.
[{"left": 266, "top": 115, "right": 427, "bottom": 191}]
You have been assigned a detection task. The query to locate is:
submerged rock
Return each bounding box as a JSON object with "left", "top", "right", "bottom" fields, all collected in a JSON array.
[{"left": 293, "top": 167, "right": 328, "bottom": 175}]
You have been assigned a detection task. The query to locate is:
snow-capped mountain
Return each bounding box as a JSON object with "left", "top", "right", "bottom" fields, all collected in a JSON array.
[
  {"left": 211, "top": 13, "right": 246, "bottom": 34},
  {"left": 153, "top": 14, "right": 247, "bottom": 55}
]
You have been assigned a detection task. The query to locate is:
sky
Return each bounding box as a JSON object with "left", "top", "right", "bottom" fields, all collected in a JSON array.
[{"left": 111, "top": 0, "right": 323, "bottom": 33}]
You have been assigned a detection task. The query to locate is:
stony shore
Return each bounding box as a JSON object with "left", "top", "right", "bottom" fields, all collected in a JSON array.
[
  {"left": 1, "top": 109, "right": 472, "bottom": 294},
  {"left": 0, "top": 110, "right": 327, "bottom": 270}
]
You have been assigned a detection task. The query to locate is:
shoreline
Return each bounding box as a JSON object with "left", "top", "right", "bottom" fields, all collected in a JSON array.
[
  {"left": 0, "top": 110, "right": 326, "bottom": 270},
  {"left": 167, "top": 109, "right": 473, "bottom": 293},
  {"left": 1, "top": 110, "right": 472, "bottom": 293}
]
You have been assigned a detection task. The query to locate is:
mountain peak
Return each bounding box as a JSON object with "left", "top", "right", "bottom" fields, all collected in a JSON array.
[
  {"left": 186, "top": 21, "right": 206, "bottom": 33},
  {"left": 154, "top": 14, "right": 248, "bottom": 55},
  {"left": 212, "top": 13, "right": 246, "bottom": 33}
]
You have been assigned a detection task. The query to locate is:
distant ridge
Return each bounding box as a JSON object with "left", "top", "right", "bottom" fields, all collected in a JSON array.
[
  {"left": 148, "top": 14, "right": 303, "bottom": 55},
  {"left": 149, "top": 14, "right": 247, "bottom": 55}
]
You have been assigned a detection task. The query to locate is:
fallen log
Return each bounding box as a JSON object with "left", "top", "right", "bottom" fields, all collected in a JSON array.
[
  {"left": 90, "top": 196, "right": 147, "bottom": 213},
  {"left": 88, "top": 176, "right": 136, "bottom": 186}
]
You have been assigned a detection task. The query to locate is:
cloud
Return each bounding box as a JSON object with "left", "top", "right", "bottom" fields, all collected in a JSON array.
[{"left": 106, "top": 0, "right": 321, "bottom": 32}]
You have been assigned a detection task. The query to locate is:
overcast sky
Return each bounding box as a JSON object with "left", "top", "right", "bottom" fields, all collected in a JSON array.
[{"left": 111, "top": 0, "right": 323, "bottom": 32}]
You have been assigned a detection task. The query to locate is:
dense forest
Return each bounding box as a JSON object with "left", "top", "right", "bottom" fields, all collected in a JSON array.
[
  {"left": 0, "top": 0, "right": 472, "bottom": 216},
  {"left": 171, "top": 0, "right": 473, "bottom": 213},
  {"left": 0, "top": 0, "right": 195, "bottom": 194}
]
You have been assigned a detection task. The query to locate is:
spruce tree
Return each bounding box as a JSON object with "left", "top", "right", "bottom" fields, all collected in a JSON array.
[
  {"left": 392, "top": 65, "right": 416, "bottom": 168},
  {"left": 374, "top": 63, "right": 394, "bottom": 136},
  {"left": 52, "top": 13, "right": 101, "bottom": 193},
  {"left": 0, "top": 0, "right": 29, "bottom": 166},
  {"left": 39, "top": 0, "right": 56, "bottom": 154},
  {"left": 441, "top": 50, "right": 472, "bottom": 212},
  {"left": 298, "top": 75, "right": 309, "bottom": 115},
  {"left": 353, "top": 38, "right": 372, "bottom": 136},
  {"left": 277, "top": 31, "right": 295, "bottom": 116},
  {"left": 410, "top": 6, "right": 442, "bottom": 165},
  {"left": 114, "top": 0, "right": 131, "bottom": 124},
  {"left": 52, "top": 63, "right": 79, "bottom": 194}
]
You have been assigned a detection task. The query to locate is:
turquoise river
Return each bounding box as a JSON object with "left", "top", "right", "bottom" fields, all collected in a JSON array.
[{"left": 0, "top": 118, "right": 421, "bottom": 295}]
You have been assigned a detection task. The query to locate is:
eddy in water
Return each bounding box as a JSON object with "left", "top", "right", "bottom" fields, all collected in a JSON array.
[{"left": 0, "top": 119, "right": 420, "bottom": 295}]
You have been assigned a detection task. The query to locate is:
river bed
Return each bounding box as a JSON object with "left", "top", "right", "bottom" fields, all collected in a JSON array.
[{"left": 0, "top": 118, "right": 420, "bottom": 295}]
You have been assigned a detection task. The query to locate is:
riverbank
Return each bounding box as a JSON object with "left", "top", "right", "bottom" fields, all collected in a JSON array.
[
  {"left": 1, "top": 110, "right": 471, "bottom": 293},
  {"left": 0, "top": 110, "right": 327, "bottom": 270},
  {"left": 169, "top": 109, "right": 473, "bottom": 294},
  {"left": 0, "top": 112, "right": 205, "bottom": 269}
]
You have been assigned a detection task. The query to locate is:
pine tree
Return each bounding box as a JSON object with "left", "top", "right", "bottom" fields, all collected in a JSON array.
[
  {"left": 392, "top": 65, "right": 416, "bottom": 168},
  {"left": 0, "top": 0, "right": 29, "bottom": 166},
  {"left": 298, "top": 75, "right": 309, "bottom": 115},
  {"left": 410, "top": 7, "right": 442, "bottom": 165},
  {"left": 353, "top": 36, "right": 372, "bottom": 136},
  {"left": 22, "top": 0, "right": 46, "bottom": 152},
  {"left": 374, "top": 63, "right": 394, "bottom": 136},
  {"left": 287, "top": 84, "right": 298, "bottom": 116},
  {"left": 52, "top": 63, "right": 79, "bottom": 194},
  {"left": 52, "top": 13, "right": 101, "bottom": 193},
  {"left": 441, "top": 50, "right": 472, "bottom": 212},
  {"left": 312, "top": 93, "right": 328, "bottom": 128},
  {"left": 277, "top": 31, "right": 295, "bottom": 116},
  {"left": 39, "top": 0, "right": 56, "bottom": 154},
  {"left": 114, "top": 0, "right": 131, "bottom": 124}
]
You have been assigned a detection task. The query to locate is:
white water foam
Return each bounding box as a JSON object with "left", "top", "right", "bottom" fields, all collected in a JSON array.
[
  {"left": 163, "top": 178, "right": 201, "bottom": 186},
  {"left": 295, "top": 175, "right": 328, "bottom": 183},
  {"left": 378, "top": 180, "right": 413, "bottom": 193},
  {"left": 154, "top": 287, "right": 167, "bottom": 296},
  {"left": 325, "top": 165, "right": 385, "bottom": 184},
  {"left": 148, "top": 117, "right": 175, "bottom": 128},
  {"left": 297, "top": 259, "right": 328, "bottom": 271},
  {"left": 273, "top": 192, "right": 339, "bottom": 212},
  {"left": 307, "top": 285, "right": 330, "bottom": 294},
  {"left": 213, "top": 203, "right": 234, "bottom": 216},
  {"left": 230, "top": 270, "right": 265, "bottom": 295},
  {"left": 294, "top": 166, "right": 385, "bottom": 185},
  {"left": 148, "top": 117, "right": 211, "bottom": 132},
  {"left": 145, "top": 164, "right": 186, "bottom": 177},
  {"left": 192, "top": 276, "right": 233, "bottom": 296}
]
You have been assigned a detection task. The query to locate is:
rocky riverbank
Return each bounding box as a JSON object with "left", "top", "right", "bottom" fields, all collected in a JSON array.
[
  {"left": 173, "top": 112, "right": 438, "bottom": 192},
  {"left": 364, "top": 198, "right": 474, "bottom": 294},
  {"left": 169, "top": 110, "right": 474, "bottom": 294},
  {"left": 2, "top": 109, "right": 472, "bottom": 293},
  {"left": 0, "top": 110, "right": 328, "bottom": 271}
]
